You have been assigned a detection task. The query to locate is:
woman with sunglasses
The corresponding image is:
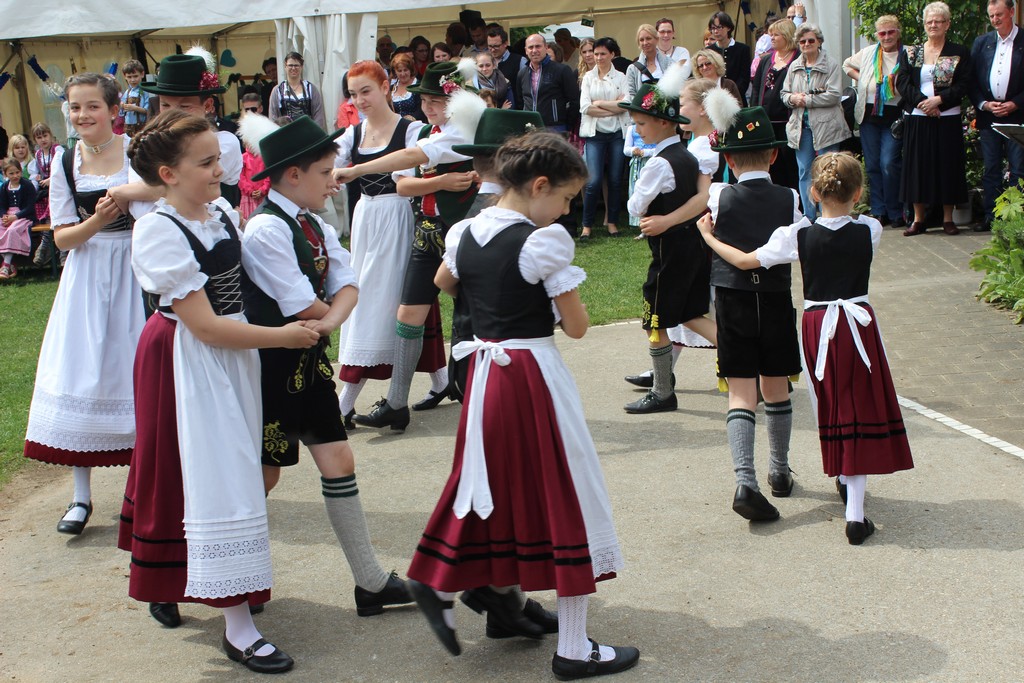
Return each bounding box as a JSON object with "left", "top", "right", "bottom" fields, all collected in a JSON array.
[
  {"left": 844, "top": 16, "right": 906, "bottom": 228},
  {"left": 751, "top": 19, "right": 800, "bottom": 191},
  {"left": 268, "top": 51, "right": 326, "bottom": 129},
  {"left": 693, "top": 49, "right": 744, "bottom": 104},
  {"left": 781, "top": 23, "right": 851, "bottom": 220}
]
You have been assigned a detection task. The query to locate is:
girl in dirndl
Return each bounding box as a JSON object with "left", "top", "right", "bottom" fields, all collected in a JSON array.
[
  {"left": 23, "top": 73, "right": 147, "bottom": 535},
  {"left": 407, "top": 131, "right": 640, "bottom": 680},
  {"left": 0, "top": 158, "right": 37, "bottom": 280},
  {"left": 698, "top": 151, "right": 913, "bottom": 545},
  {"left": 120, "top": 110, "right": 318, "bottom": 673}
]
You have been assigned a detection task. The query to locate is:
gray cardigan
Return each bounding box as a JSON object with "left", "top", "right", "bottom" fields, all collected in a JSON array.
[{"left": 625, "top": 51, "right": 674, "bottom": 100}]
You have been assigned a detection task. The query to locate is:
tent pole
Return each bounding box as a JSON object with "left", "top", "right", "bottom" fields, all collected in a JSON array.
[{"left": 12, "top": 45, "right": 35, "bottom": 137}]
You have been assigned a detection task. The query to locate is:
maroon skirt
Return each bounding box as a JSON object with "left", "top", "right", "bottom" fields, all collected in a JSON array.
[
  {"left": 24, "top": 442, "right": 132, "bottom": 467},
  {"left": 118, "top": 313, "right": 268, "bottom": 608},
  {"left": 801, "top": 305, "right": 914, "bottom": 477},
  {"left": 407, "top": 348, "right": 603, "bottom": 597},
  {"left": 337, "top": 298, "right": 446, "bottom": 382}
]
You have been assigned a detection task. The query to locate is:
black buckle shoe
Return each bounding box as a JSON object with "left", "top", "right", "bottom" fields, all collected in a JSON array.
[
  {"left": 732, "top": 485, "right": 780, "bottom": 521},
  {"left": 412, "top": 386, "right": 450, "bottom": 411},
  {"left": 149, "top": 602, "right": 181, "bottom": 628},
  {"left": 409, "top": 579, "right": 461, "bottom": 656},
  {"left": 222, "top": 634, "right": 294, "bottom": 674},
  {"left": 846, "top": 518, "right": 876, "bottom": 545},
  {"left": 551, "top": 640, "right": 641, "bottom": 680},
  {"left": 836, "top": 477, "right": 848, "bottom": 504},
  {"left": 56, "top": 501, "right": 93, "bottom": 535},
  {"left": 767, "top": 470, "right": 794, "bottom": 498},
  {"left": 353, "top": 398, "right": 410, "bottom": 432},
  {"left": 485, "top": 598, "right": 558, "bottom": 638},
  {"left": 623, "top": 390, "right": 677, "bottom": 414},
  {"left": 623, "top": 372, "right": 674, "bottom": 389},
  {"left": 460, "top": 587, "right": 544, "bottom": 639},
  {"left": 354, "top": 571, "right": 414, "bottom": 616}
]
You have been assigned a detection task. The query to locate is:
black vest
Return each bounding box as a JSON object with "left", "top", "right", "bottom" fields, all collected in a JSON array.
[
  {"left": 456, "top": 222, "right": 554, "bottom": 339},
  {"left": 711, "top": 179, "right": 795, "bottom": 291},
  {"left": 798, "top": 220, "right": 873, "bottom": 304},
  {"left": 151, "top": 208, "right": 244, "bottom": 317},
  {"left": 240, "top": 200, "right": 330, "bottom": 327},
  {"left": 646, "top": 142, "right": 700, "bottom": 235},
  {"left": 61, "top": 147, "right": 133, "bottom": 233},
  {"left": 352, "top": 117, "right": 413, "bottom": 196}
]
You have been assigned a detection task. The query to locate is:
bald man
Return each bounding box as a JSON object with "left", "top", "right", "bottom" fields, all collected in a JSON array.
[{"left": 516, "top": 33, "right": 580, "bottom": 133}]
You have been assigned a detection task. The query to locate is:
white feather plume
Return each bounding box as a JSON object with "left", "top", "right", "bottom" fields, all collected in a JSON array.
[
  {"left": 238, "top": 114, "right": 280, "bottom": 154},
  {"left": 446, "top": 89, "right": 486, "bottom": 141},
  {"left": 655, "top": 61, "right": 689, "bottom": 101},
  {"left": 456, "top": 57, "right": 479, "bottom": 84},
  {"left": 704, "top": 87, "right": 742, "bottom": 134},
  {"left": 185, "top": 45, "right": 217, "bottom": 73}
]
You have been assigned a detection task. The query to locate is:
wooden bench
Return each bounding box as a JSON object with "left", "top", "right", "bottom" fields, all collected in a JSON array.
[{"left": 29, "top": 224, "right": 61, "bottom": 277}]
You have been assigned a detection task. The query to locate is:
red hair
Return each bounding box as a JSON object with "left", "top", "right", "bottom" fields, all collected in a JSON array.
[{"left": 347, "top": 60, "right": 388, "bottom": 86}]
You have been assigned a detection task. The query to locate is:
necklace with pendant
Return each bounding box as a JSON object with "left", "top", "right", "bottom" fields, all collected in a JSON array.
[{"left": 84, "top": 135, "right": 117, "bottom": 155}]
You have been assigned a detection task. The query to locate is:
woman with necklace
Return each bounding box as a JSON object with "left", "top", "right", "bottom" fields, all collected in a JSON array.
[
  {"left": 752, "top": 18, "right": 801, "bottom": 191},
  {"left": 24, "top": 73, "right": 149, "bottom": 535},
  {"left": 845, "top": 15, "right": 907, "bottom": 228},
  {"left": 268, "top": 51, "right": 326, "bottom": 129},
  {"left": 334, "top": 61, "right": 424, "bottom": 423},
  {"left": 896, "top": 1, "right": 970, "bottom": 236}
]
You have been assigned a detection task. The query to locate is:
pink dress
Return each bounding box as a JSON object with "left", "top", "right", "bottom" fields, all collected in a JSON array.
[{"left": 238, "top": 152, "right": 270, "bottom": 221}]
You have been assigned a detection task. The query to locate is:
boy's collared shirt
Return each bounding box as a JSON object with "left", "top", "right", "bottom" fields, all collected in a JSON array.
[
  {"left": 391, "top": 121, "right": 472, "bottom": 183},
  {"left": 241, "top": 188, "right": 357, "bottom": 317},
  {"left": 626, "top": 136, "right": 683, "bottom": 217},
  {"left": 120, "top": 86, "right": 151, "bottom": 124},
  {"left": 707, "top": 171, "right": 801, "bottom": 222}
]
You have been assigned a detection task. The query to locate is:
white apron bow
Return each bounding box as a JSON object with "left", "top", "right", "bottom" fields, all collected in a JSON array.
[{"left": 804, "top": 295, "right": 872, "bottom": 381}]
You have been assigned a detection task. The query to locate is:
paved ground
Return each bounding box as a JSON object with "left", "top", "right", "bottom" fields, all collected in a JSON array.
[{"left": 1, "top": 227, "right": 1022, "bottom": 682}]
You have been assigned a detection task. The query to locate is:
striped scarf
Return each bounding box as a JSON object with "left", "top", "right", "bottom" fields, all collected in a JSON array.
[{"left": 873, "top": 44, "right": 902, "bottom": 114}]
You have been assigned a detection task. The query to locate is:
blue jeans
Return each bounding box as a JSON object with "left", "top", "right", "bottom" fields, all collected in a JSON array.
[
  {"left": 859, "top": 115, "right": 904, "bottom": 221},
  {"left": 795, "top": 124, "right": 839, "bottom": 221},
  {"left": 980, "top": 126, "right": 1024, "bottom": 221},
  {"left": 582, "top": 130, "right": 625, "bottom": 227}
]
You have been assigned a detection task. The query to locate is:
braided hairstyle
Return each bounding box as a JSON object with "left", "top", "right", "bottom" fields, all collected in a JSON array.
[
  {"left": 494, "top": 131, "right": 588, "bottom": 194},
  {"left": 127, "top": 109, "right": 215, "bottom": 186},
  {"left": 810, "top": 152, "right": 862, "bottom": 204}
]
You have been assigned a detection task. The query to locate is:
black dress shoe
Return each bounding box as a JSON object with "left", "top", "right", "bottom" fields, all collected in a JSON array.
[
  {"left": 250, "top": 602, "right": 265, "bottom": 615},
  {"left": 354, "top": 571, "right": 414, "bottom": 616},
  {"left": 460, "top": 586, "right": 544, "bottom": 639},
  {"left": 846, "top": 518, "right": 876, "bottom": 545},
  {"left": 222, "top": 634, "right": 294, "bottom": 674},
  {"left": 149, "top": 602, "right": 181, "bottom": 628},
  {"left": 56, "top": 501, "right": 93, "bottom": 535},
  {"left": 767, "top": 470, "right": 794, "bottom": 498},
  {"left": 972, "top": 220, "right": 992, "bottom": 232},
  {"left": 552, "top": 640, "right": 641, "bottom": 680},
  {"left": 624, "top": 390, "right": 677, "bottom": 414},
  {"left": 353, "top": 398, "right": 410, "bottom": 432},
  {"left": 623, "top": 372, "right": 674, "bottom": 389},
  {"left": 486, "top": 598, "right": 559, "bottom": 638},
  {"left": 343, "top": 409, "right": 357, "bottom": 430},
  {"left": 412, "top": 386, "right": 450, "bottom": 411},
  {"left": 409, "top": 579, "right": 461, "bottom": 656},
  {"left": 732, "top": 485, "right": 780, "bottom": 521},
  {"left": 836, "top": 477, "right": 848, "bottom": 504}
]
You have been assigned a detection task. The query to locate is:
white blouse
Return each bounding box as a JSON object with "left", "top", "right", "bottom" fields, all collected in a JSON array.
[
  {"left": 48, "top": 137, "right": 131, "bottom": 227},
  {"left": 756, "top": 215, "right": 883, "bottom": 269},
  {"left": 132, "top": 198, "right": 239, "bottom": 307},
  {"left": 444, "top": 206, "right": 586, "bottom": 298},
  {"left": 579, "top": 67, "right": 629, "bottom": 137},
  {"left": 686, "top": 135, "right": 720, "bottom": 176}
]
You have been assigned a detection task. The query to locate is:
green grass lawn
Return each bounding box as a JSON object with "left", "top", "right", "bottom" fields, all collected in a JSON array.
[{"left": 0, "top": 230, "right": 649, "bottom": 488}]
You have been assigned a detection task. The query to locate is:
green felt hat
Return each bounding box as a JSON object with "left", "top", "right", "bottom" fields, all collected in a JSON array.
[
  {"left": 617, "top": 83, "right": 689, "bottom": 124},
  {"left": 140, "top": 55, "right": 226, "bottom": 97},
  {"left": 251, "top": 116, "right": 345, "bottom": 181},
  {"left": 408, "top": 61, "right": 464, "bottom": 97},
  {"left": 452, "top": 109, "right": 544, "bottom": 155},
  {"left": 709, "top": 106, "right": 787, "bottom": 152}
]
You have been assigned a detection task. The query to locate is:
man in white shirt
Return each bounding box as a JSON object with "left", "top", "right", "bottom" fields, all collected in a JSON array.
[{"left": 970, "top": 0, "right": 1024, "bottom": 231}]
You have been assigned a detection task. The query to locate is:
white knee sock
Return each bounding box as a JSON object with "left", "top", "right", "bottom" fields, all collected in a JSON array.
[
  {"left": 845, "top": 474, "right": 867, "bottom": 522},
  {"left": 556, "top": 595, "right": 614, "bottom": 661},
  {"left": 62, "top": 467, "right": 92, "bottom": 522},
  {"left": 2, "top": 253, "right": 12, "bottom": 266},
  {"left": 428, "top": 367, "right": 449, "bottom": 395},
  {"left": 338, "top": 379, "right": 366, "bottom": 415},
  {"left": 223, "top": 603, "right": 273, "bottom": 655},
  {"left": 435, "top": 589, "right": 458, "bottom": 629}
]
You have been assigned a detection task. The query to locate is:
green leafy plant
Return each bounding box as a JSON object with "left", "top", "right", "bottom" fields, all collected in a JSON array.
[
  {"left": 849, "top": 0, "right": 989, "bottom": 47},
  {"left": 969, "top": 184, "right": 1024, "bottom": 323}
]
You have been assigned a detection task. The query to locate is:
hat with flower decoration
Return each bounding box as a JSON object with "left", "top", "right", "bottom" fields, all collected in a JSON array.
[
  {"left": 141, "top": 49, "right": 225, "bottom": 97},
  {"left": 617, "top": 61, "right": 690, "bottom": 124},
  {"left": 408, "top": 58, "right": 478, "bottom": 97},
  {"left": 706, "top": 90, "right": 786, "bottom": 152}
]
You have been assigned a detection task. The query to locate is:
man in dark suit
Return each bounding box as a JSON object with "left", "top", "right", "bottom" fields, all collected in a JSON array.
[
  {"left": 707, "top": 11, "right": 751, "bottom": 105},
  {"left": 971, "top": 0, "right": 1024, "bottom": 231},
  {"left": 516, "top": 33, "right": 580, "bottom": 133}
]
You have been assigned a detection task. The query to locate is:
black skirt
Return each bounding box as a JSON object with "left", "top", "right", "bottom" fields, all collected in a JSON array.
[{"left": 900, "top": 114, "right": 967, "bottom": 205}]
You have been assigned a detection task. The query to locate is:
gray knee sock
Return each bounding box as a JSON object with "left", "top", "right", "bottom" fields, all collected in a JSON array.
[
  {"left": 727, "top": 409, "right": 757, "bottom": 489},
  {"left": 322, "top": 475, "right": 389, "bottom": 592},
  {"left": 764, "top": 400, "right": 793, "bottom": 477},
  {"left": 651, "top": 344, "right": 674, "bottom": 399},
  {"left": 386, "top": 322, "right": 423, "bottom": 409}
]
